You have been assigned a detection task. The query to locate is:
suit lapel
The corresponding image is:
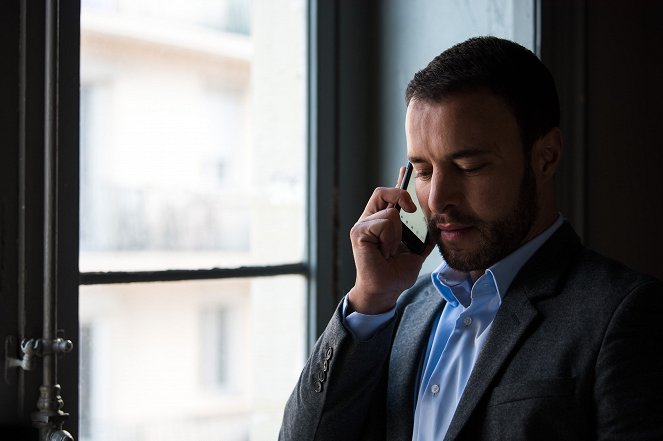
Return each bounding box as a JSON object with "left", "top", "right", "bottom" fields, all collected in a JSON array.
[
  {"left": 443, "top": 222, "right": 582, "bottom": 440},
  {"left": 386, "top": 286, "right": 444, "bottom": 440}
]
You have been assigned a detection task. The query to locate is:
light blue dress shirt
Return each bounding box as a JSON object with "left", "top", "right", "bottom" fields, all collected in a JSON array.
[{"left": 343, "top": 215, "right": 563, "bottom": 439}]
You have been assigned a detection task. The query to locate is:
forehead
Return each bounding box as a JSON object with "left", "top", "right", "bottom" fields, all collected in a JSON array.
[{"left": 405, "top": 91, "right": 523, "bottom": 159}]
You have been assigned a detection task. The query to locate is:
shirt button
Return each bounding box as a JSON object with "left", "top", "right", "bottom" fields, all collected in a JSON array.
[
  {"left": 463, "top": 316, "right": 473, "bottom": 326},
  {"left": 431, "top": 384, "right": 440, "bottom": 395}
]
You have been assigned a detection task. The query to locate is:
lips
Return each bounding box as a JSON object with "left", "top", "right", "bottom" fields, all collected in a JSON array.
[
  {"left": 437, "top": 223, "right": 471, "bottom": 231},
  {"left": 436, "top": 223, "right": 473, "bottom": 242}
]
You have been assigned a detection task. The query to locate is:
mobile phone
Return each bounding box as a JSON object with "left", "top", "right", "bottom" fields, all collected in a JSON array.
[{"left": 397, "top": 163, "right": 429, "bottom": 254}]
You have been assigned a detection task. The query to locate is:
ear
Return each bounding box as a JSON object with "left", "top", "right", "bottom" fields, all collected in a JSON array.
[{"left": 531, "top": 127, "right": 563, "bottom": 183}]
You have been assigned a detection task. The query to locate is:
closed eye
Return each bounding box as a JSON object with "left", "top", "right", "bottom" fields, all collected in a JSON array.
[
  {"left": 457, "top": 163, "right": 487, "bottom": 174},
  {"left": 414, "top": 170, "right": 432, "bottom": 181}
]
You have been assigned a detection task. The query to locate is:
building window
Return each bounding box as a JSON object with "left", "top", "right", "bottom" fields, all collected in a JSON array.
[
  {"left": 200, "top": 304, "right": 241, "bottom": 391},
  {"left": 208, "top": 308, "right": 231, "bottom": 387}
]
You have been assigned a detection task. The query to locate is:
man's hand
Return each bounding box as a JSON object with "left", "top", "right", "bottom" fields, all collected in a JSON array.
[{"left": 347, "top": 168, "right": 434, "bottom": 314}]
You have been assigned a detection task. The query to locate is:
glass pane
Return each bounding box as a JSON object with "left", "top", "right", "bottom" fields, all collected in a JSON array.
[
  {"left": 80, "top": 0, "right": 307, "bottom": 271},
  {"left": 79, "top": 275, "right": 306, "bottom": 441}
]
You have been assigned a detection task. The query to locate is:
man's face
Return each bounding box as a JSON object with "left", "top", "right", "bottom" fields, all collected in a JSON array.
[{"left": 405, "top": 90, "right": 539, "bottom": 272}]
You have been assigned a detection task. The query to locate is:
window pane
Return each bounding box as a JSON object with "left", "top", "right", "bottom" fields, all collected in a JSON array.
[
  {"left": 79, "top": 275, "right": 306, "bottom": 441},
  {"left": 80, "top": 0, "right": 307, "bottom": 271}
]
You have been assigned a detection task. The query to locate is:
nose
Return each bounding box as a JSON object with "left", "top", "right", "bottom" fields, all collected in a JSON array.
[{"left": 426, "top": 171, "right": 461, "bottom": 214}]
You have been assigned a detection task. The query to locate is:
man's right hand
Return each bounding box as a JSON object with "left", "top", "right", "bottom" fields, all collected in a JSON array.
[{"left": 347, "top": 170, "right": 434, "bottom": 315}]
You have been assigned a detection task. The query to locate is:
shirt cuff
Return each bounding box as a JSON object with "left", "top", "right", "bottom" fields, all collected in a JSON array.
[{"left": 342, "top": 295, "right": 396, "bottom": 341}]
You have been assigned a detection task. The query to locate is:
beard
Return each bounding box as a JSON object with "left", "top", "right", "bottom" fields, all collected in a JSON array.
[{"left": 428, "top": 165, "right": 538, "bottom": 272}]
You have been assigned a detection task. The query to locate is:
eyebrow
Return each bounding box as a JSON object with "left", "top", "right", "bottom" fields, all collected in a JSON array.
[
  {"left": 408, "top": 148, "right": 493, "bottom": 164},
  {"left": 449, "top": 148, "right": 492, "bottom": 160}
]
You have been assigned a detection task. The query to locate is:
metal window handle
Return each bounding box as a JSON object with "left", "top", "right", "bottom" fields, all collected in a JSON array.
[
  {"left": 46, "top": 429, "right": 74, "bottom": 441},
  {"left": 5, "top": 336, "right": 37, "bottom": 376},
  {"left": 5, "top": 337, "right": 74, "bottom": 377},
  {"left": 39, "top": 429, "right": 74, "bottom": 441},
  {"left": 34, "top": 338, "right": 74, "bottom": 357},
  {"left": 4, "top": 336, "right": 75, "bottom": 440}
]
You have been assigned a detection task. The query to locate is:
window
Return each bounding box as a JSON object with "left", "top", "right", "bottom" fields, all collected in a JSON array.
[
  {"left": 79, "top": 1, "right": 308, "bottom": 439},
  {"left": 2, "top": 1, "right": 541, "bottom": 439},
  {"left": 203, "top": 307, "right": 233, "bottom": 388}
]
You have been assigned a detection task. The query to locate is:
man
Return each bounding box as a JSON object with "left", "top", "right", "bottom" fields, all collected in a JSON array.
[{"left": 280, "top": 36, "right": 663, "bottom": 440}]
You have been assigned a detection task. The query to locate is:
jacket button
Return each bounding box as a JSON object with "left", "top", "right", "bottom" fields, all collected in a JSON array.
[
  {"left": 314, "top": 381, "right": 323, "bottom": 393},
  {"left": 325, "top": 347, "right": 333, "bottom": 360},
  {"left": 318, "top": 370, "right": 326, "bottom": 382},
  {"left": 322, "top": 359, "right": 329, "bottom": 372}
]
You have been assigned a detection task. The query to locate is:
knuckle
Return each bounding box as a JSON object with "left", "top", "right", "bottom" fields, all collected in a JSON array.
[{"left": 371, "top": 187, "right": 385, "bottom": 199}]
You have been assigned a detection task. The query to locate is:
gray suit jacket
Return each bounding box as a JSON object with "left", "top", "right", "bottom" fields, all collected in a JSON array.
[{"left": 280, "top": 223, "right": 663, "bottom": 440}]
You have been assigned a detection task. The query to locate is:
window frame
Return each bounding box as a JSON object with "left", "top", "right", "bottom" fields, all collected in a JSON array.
[
  {"left": 3, "top": 0, "right": 375, "bottom": 437},
  {"left": 77, "top": 0, "right": 320, "bottom": 341}
]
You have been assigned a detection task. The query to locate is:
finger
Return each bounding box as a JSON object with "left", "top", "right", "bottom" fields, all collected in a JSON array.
[
  {"left": 351, "top": 217, "right": 401, "bottom": 259},
  {"left": 355, "top": 208, "right": 405, "bottom": 259},
  {"left": 389, "top": 166, "right": 408, "bottom": 210},
  {"left": 398, "top": 191, "right": 418, "bottom": 213},
  {"left": 395, "top": 166, "right": 407, "bottom": 188},
  {"left": 360, "top": 187, "right": 416, "bottom": 219},
  {"left": 389, "top": 222, "right": 404, "bottom": 256}
]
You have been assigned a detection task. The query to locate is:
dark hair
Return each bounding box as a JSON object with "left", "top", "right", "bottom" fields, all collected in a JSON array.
[{"left": 405, "top": 36, "right": 560, "bottom": 150}]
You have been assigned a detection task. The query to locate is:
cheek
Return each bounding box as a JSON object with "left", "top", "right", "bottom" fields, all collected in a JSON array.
[
  {"left": 414, "top": 182, "right": 431, "bottom": 215},
  {"left": 466, "top": 189, "right": 497, "bottom": 218},
  {"left": 467, "top": 177, "right": 520, "bottom": 218}
]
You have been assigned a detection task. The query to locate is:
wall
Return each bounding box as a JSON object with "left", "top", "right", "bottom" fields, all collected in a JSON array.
[
  {"left": 585, "top": 1, "right": 663, "bottom": 279},
  {"left": 542, "top": 0, "right": 663, "bottom": 280}
]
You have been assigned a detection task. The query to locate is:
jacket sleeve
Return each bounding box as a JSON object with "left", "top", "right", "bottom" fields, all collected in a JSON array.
[
  {"left": 594, "top": 280, "right": 663, "bottom": 440},
  {"left": 279, "top": 301, "right": 396, "bottom": 441}
]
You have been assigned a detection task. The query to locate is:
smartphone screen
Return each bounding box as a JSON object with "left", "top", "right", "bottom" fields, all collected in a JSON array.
[{"left": 398, "top": 163, "right": 429, "bottom": 253}]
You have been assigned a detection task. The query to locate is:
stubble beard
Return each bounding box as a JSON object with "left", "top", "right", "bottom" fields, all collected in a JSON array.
[{"left": 428, "top": 165, "right": 539, "bottom": 272}]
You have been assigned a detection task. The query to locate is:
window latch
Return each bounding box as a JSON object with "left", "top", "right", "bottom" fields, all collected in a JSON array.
[{"left": 4, "top": 335, "right": 73, "bottom": 383}]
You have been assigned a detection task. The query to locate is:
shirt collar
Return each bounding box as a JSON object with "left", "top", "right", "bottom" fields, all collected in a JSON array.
[{"left": 431, "top": 215, "right": 564, "bottom": 306}]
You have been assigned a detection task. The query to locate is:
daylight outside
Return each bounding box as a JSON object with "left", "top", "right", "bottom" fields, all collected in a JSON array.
[{"left": 79, "top": 0, "right": 307, "bottom": 440}]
